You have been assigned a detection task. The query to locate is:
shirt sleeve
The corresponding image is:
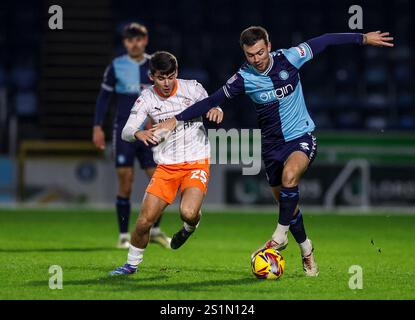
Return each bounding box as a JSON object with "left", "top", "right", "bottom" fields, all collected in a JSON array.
[
  {"left": 121, "top": 94, "right": 150, "bottom": 142},
  {"left": 281, "top": 42, "right": 314, "bottom": 69},
  {"left": 93, "top": 63, "right": 116, "bottom": 126},
  {"left": 94, "top": 89, "right": 112, "bottom": 126},
  {"left": 306, "top": 33, "right": 364, "bottom": 56},
  {"left": 222, "top": 72, "right": 245, "bottom": 99},
  {"left": 101, "top": 63, "right": 116, "bottom": 92},
  {"left": 193, "top": 81, "right": 209, "bottom": 102}
]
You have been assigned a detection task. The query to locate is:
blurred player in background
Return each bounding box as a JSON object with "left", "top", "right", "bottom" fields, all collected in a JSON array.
[
  {"left": 154, "top": 27, "right": 394, "bottom": 276},
  {"left": 109, "top": 51, "right": 223, "bottom": 275},
  {"left": 92, "top": 23, "right": 171, "bottom": 249}
]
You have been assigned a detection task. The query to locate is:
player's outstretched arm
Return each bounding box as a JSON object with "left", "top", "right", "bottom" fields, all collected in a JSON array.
[
  {"left": 306, "top": 31, "right": 393, "bottom": 56},
  {"left": 152, "top": 88, "right": 227, "bottom": 131}
]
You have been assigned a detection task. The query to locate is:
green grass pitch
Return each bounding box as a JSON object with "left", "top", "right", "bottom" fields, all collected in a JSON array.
[{"left": 0, "top": 208, "right": 414, "bottom": 300}]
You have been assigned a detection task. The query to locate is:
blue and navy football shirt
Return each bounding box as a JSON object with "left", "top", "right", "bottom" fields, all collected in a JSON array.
[
  {"left": 175, "top": 33, "right": 363, "bottom": 159},
  {"left": 98, "top": 53, "right": 152, "bottom": 125},
  {"left": 223, "top": 42, "right": 315, "bottom": 149}
]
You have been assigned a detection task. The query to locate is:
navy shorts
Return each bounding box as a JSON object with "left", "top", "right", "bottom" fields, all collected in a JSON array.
[
  {"left": 113, "top": 122, "right": 156, "bottom": 169},
  {"left": 263, "top": 132, "right": 317, "bottom": 187}
]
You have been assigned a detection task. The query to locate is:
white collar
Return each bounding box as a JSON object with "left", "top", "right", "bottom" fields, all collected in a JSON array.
[
  {"left": 251, "top": 53, "right": 274, "bottom": 76},
  {"left": 262, "top": 53, "right": 274, "bottom": 75}
]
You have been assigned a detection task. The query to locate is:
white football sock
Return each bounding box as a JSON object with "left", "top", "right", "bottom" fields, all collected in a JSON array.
[
  {"left": 184, "top": 222, "right": 198, "bottom": 233},
  {"left": 119, "top": 232, "right": 130, "bottom": 240},
  {"left": 271, "top": 223, "right": 290, "bottom": 244},
  {"left": 299, "top": 238, "right": 313, "bottom": 257},
  {"left": 150, "top": 227, "right": 160, "bottom": 236},
  {"left": 127, "top": 244, "right": 144, "bottom": 266}
]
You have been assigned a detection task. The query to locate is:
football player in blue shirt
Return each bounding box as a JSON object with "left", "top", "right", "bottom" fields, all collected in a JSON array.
[
  {"left": 153, "top": 26, "right": 393, "bottom": 276},
  {"left": 93, "top": 23, "right": 171, "bottom": 249}
]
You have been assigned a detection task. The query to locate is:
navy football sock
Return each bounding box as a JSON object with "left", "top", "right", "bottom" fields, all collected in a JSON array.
[
  {"left": 278, "top": 186, "right": 299, "bottom": 226},
  {"left": 116, "top": 196, "right": 131, "bottom": 234},
  {"left": 289, "top": 210, "right": 307, "bottom": 244}
]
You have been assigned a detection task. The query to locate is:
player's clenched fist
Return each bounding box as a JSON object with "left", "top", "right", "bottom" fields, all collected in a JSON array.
[
  {"left": 134, "top": 130, "right": 158, "bottom": 146},
  {"left": 93, "top": 125, "right": 106, "bottom": 150}
]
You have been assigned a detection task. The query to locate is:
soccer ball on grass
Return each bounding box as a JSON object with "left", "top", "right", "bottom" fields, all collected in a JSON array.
[{"left": 251, "top": 248, "right": 285, "bottom": 280}]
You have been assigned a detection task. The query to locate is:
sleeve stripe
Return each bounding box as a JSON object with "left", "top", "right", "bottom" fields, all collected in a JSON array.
[
  {"left": 303, "top": 42, "right": 314, "bottom": 59},
  {"left": 101, "top": 83, "right": 114, "bottom": 92},
  {"left": 223, "top": 85, "right": 231, "bottom": 99}
]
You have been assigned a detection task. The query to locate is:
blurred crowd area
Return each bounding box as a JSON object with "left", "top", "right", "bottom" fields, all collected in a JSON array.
[{"left": 0, "top": 0, "right": 414, "bottom": 153}]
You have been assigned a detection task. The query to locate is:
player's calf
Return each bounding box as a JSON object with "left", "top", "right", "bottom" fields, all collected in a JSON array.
[
  {"left": 131, "top": 216, "right": 154, "bottom": 248},
  {"left": 288, "top": 210, "right": 319, "bottom": 276},
  {"left": 110, "top": 193, "right": 168, "bottom": 276},
  {"left": 259, "top": 185, "right": 300, "bottom": 256}
]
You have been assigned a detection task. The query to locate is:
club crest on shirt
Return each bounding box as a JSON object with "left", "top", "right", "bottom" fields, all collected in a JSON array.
[
  {"left": 183, "top": 98, "right": 192, "bottom": 106},
  {"left": 279, "top": 70, "right": 289, "bottom": 80}
]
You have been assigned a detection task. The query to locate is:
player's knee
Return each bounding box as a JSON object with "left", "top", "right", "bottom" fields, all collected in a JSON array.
[
  {"left": 119, "top": 185, "right": 132, "bottom": 197},
  {"left": 281, "top": 168, "right": 300, "bottom": 188},
  {"left": 180, "top": 206, "right": 200, "bottom": 225},
  {"left": 136, "top": 216, "right": 154, "bottom": 233},
  {"left": 136, "top": 208, "right": 158, "bottom": 231}
]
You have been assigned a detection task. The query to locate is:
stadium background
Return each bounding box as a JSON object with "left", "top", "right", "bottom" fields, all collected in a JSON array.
[
  {"left": 1, "top": 0, "right": 414, "bottom": 208},
  {"left": 0, "top": 0, "right": 414, "bottom": 301}
]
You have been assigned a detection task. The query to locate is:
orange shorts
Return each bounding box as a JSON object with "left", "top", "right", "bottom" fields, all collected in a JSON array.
[{"left": 146, "top": 159, "right": 210, "bottom": 204}]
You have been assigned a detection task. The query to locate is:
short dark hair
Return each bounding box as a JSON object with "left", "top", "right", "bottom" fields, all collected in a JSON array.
[
  {"left": 149, "top": 51, "right": 178, "bottom": 75},
  {"left": 122, "top": 22, "right": 148, "bottom": 39},
  {"left": 240, "top": 26, "right": 269, "bottom": 47}
]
